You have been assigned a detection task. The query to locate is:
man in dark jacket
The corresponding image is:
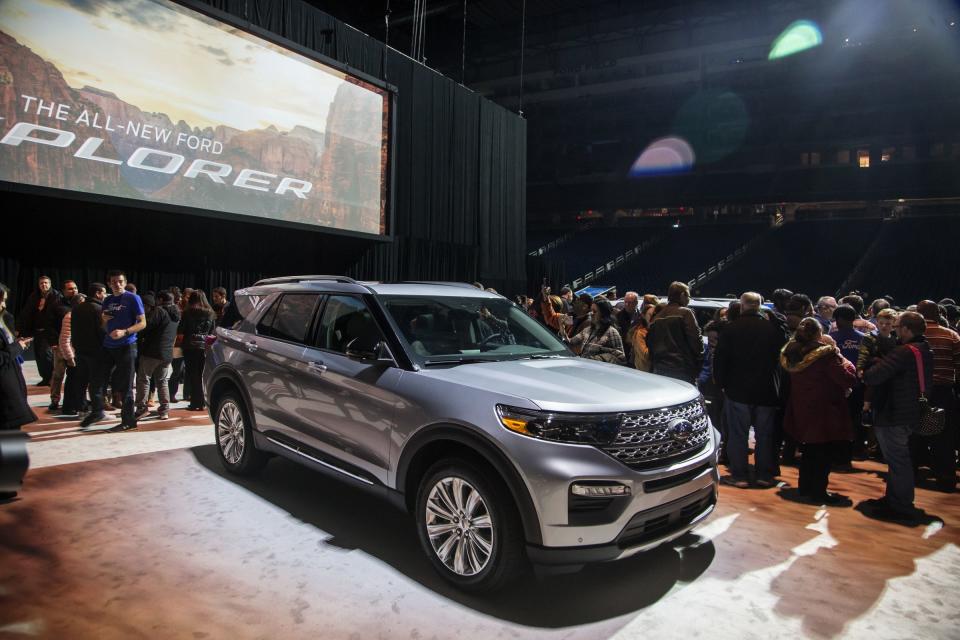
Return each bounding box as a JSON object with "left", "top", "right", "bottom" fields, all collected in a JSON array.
[
  {"left": 713, "top": 291, "right": 788, "bottom": 487},
  {"left": 16, "top": 275, "right": 62, "bottom": 386},
  {"left": 861, "top": 311, "right": 934, "bottom": 522},
  {"left": 616, "top": 292, "right": 640, "bottom": 366},
  {"left": 70, "top": 283, "right": 107, "bottom": 418},
  {"left": 647, "top": 281, "right": 703, "bottom": 382},
  {"left": 135, "top": 292, "right": 181, "bottom": 420}
]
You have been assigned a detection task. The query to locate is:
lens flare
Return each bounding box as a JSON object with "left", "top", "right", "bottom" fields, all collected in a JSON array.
[
  {"left": 628, "top": 137, "right": 695, "bottom": 177},
  {"left": 769, "top": 20, "right": 823, "bottom": 59}
]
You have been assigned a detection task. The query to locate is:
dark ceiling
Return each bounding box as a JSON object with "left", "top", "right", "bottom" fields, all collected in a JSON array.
[{"left": 309, "top": 1, "right": 960, "bottom": 222}]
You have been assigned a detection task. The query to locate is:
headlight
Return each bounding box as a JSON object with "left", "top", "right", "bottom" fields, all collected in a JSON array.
[{"left": 496, "top": 405, "right": 621, "bottom": 445}]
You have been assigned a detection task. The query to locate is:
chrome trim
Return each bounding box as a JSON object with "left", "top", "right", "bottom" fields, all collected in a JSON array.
[{"left": 265, "top": 436, "right": 374, "bottom": 485}]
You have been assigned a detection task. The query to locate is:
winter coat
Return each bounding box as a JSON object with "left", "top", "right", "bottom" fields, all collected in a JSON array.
[
  {"left": 629, "top": 325, "right": 651, "bottom": 372},
  {"left": 781, "top": 344, "right": 857, "bottom": 444},
  {"left": 862, "top": 337, "right": 934, "bottom": 428},
  {"left": 647, "top": 305, "right": 703, "bottom": 379},
  {"left": 16, "top": 288, "right": 62, "bottom": 338},
  {"left": 1, "top": 311, "right": 37, "bottom": 430},
  {"left": 713, "top": 311, "right": 788, "bottom": 406},
  {"left": 570, "top": 322, "right": 625, "bottom": 364},
  {"left": 140, "top": 304, "right": 181, "bottom": 362},
  {"left": 70, "top": 299, "right": 105, "bottom": 358}
]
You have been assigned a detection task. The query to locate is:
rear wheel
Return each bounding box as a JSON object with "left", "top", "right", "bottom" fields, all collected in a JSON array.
[
  {"left": 415, "top": 458, "right": 525, "bottom": 592},
  {"left": 214, "top": 391, "right": 268, "bottom": 476}
]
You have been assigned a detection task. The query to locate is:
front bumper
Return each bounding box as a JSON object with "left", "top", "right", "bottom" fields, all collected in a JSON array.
[
  {"left": 502, "top": 419, "right": 720, "bottom": 550},
  {"left": 526, "top": 485, "right": 716, "bottom": 565}
]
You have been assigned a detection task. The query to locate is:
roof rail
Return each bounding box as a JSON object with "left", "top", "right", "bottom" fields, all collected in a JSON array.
[
  {"left": 253, "top": 275, "right": 358, "bottom": 286},
  {"left": 394, "top": 281, "right": 481, "bottom": 290}
]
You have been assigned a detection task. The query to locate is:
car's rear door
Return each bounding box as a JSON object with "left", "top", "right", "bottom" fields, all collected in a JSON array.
[{"left": 239, "top": 293, "right": 321, "bottom": 443}]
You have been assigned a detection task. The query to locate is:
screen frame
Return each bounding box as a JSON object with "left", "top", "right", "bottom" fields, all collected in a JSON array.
[{"left": 0, "top": 0, "right": 397, "bottom": 242}]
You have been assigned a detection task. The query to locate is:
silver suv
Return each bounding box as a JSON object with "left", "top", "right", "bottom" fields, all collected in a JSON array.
[{"left": 204, "top": 276, "right": 719, "bottom": 591}]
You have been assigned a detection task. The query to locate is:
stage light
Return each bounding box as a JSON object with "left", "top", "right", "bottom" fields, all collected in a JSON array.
[
  {"left": 769, "top": 20, "right": 822, "bottom": 59},
  {"left": 628, "top": 137, "right": 695, "bottom": 177}
]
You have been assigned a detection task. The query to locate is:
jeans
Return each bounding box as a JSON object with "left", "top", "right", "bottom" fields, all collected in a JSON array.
[
  {"left": 33, "top": 332, "right": 53, "bottom": 383},
  {"left": 724, "top": 397, "right": 778, "bottom": 480},
  {"left": 50, "top": 346, "right": 68, "bottom": 403},
  {"left": 136, "top": 356, "right": 172, "bottom": 411},
  {"left": 90, "top": 343, "right": 138, "bottom": 426},
  {"left": 875, "top": 424, "right": 915, "bottom": 513}
]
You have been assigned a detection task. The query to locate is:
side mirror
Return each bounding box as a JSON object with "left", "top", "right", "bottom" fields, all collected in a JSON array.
[{"left": 346, "top": 338, "right": 394, "bottom": 364}]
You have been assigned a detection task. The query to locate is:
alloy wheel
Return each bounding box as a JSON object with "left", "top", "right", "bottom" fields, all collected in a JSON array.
[{"left": 425, "top": 476, "right": 494, "bottom": 576}]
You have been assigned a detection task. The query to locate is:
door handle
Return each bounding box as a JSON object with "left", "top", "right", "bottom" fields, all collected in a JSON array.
[
  {"left": 244, "top": 341, "right": 258, "bottom": 353},
  {"left": 307, "top": 361, "right": 327, "bottom": 374}
]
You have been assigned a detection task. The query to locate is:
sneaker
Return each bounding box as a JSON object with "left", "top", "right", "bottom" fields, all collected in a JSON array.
[
  {"left": 35, "top": 380, "right": 49, "bottom": 387},
  {"left": 47, "top": 402, "right": 60, "bottom": 411},
  {"left": 79, "top": 412, "right": 108, "bottom": 429},
  {"left": 57, "top": 411, "right": 80, "bottom": 419},
  {"left": 720, "top": 475, "right": 750, "bottom": 489},
  {"left": 157, "top": 411, "right": 169, "bottom": 421},
  {"left": 108, "top": 422, "right": 137, "bottom": 433},
  {"left": 135, "top": 406, "right": 150, "bottom": 420}
]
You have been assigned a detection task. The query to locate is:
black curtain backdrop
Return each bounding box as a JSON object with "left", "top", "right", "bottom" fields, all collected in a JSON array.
[{"left": 2, "top": 0, "right": 526, "bottom": 310}]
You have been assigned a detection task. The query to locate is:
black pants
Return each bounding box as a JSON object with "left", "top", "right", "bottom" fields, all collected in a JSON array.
[
  {"left": 184, "top": 349, "right": 206, "bottom": 409},
  {"left": 835, "top": 385, "right": 864, "bottom": 464},
  {"left": 71, "top": 353, "right": 97, "bottom": 412},
  {"left": 913, "top": 385, "right": 958, "bottom": 486},
  {"left": 33, "top": 332, "right": 54, "bottom": 383},
  {"left": 90, "top": 343, "right": 137, "bottom": 426},
  {"left": 169, "top": 357, "right": 185, "bottom": 401},
  {"left": 799, "top": 441, "right": 838, "bottom": 498}
]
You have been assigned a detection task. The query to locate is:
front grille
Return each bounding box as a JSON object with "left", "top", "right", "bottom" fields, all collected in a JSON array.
[{"left": 601, "top": 399, "right": 710, "bottom": 469}]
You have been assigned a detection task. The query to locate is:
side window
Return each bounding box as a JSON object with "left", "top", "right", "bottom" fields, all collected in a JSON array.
[
  {"left": 256, "top": 294, "right": 319, "bottom": 344},
  {"left": 315, "top": 295, "right": 383, "bottom": 353}
]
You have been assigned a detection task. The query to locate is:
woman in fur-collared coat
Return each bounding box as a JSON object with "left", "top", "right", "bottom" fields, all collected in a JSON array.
[{"left": 781, "top": 317, "right": 858, "bottom": 505}]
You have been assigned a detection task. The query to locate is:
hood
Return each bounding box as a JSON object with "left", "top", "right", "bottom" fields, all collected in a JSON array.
[
  {"left": 780, "top": 344, "right": 837, "bottom": 373},
  {"left": 416, "top": 356, "right": 698, "bottom": 413}
]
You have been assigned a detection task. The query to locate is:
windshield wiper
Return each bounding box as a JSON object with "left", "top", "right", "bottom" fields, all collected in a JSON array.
[{"left": 421, "top": 357, "right": 494, "bottom": 366}]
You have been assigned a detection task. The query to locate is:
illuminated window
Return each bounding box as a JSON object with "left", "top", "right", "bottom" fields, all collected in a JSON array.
[
  {"left": 858, "top": 150, "right": 870, "bottom": 168},
  {"left": 837, "top": 149, "right": 850, "bottom": 164},
  {"left": 881, "top": 147, "right": 894, "bottom": 162}
]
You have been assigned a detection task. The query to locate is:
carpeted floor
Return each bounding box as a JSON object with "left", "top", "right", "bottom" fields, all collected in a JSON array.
[{"left": 1, "top": 363, "right": 959, "bottom": 639}]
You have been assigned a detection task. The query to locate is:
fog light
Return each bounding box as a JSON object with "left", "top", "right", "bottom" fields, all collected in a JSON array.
[{"left": 571, "top": 483, "right": 630, "bottom": 497}]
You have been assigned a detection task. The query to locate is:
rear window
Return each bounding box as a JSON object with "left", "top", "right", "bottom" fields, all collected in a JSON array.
[{"left": 256, "top": 294, "right": 319, "bottom": 344}]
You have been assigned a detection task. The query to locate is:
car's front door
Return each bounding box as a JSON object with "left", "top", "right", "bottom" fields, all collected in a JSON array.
[{"left": 296, "top": 294, "right": 402, "bottom": 483}]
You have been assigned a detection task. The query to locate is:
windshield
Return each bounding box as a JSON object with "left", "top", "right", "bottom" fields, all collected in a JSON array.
[{"left": 379, "top": 295, "right": 570, "bottom": 363}]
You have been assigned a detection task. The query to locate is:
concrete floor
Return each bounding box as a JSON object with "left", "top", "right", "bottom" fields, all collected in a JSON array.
[{"left": 2, "top": 363, "right": 959, "bottom": 639}]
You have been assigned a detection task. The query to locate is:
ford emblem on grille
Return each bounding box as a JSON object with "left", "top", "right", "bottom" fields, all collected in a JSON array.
[{"left": 669, "top": 419, "right": 695, "bottom": 442}]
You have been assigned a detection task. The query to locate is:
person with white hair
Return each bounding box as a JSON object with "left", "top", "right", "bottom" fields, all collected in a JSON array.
[{"left": 713, "top": 291, "right": 788, "bottom": 488}]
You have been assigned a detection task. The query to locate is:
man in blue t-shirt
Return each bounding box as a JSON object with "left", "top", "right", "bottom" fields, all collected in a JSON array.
[
  {"left": 80, "top": 270, "right": 146, "bottom": 432},
  {"left": 829, "top": 303, "right": 867, "bottom": 464}
]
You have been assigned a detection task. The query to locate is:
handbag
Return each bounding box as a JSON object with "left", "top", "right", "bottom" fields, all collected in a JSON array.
[{"left": 907, "top": 345, "right": 946, "bottom": 436}]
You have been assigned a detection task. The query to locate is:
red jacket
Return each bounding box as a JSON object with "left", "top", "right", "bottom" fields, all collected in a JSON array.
[{"left": 781, "top": 344, "right": 858, "bottom": 444}]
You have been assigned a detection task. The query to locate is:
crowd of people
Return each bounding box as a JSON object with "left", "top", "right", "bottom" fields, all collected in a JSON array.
[
  {"left": 519, "top": 280, "right": 959, "bottom": 524},
  {"left": 3, "top": 273, "right": 959, "bottom": 523},
  {"left": 1, "top": 272, "right": 232, "bottom": 439}
]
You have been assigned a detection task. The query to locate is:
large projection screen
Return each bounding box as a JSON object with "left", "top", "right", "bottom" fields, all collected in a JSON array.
[{"left": 0, "top": 0, "right": 392, "bottom": 237}]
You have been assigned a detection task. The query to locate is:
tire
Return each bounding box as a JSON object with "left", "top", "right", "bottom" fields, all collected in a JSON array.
[
  {"left": 415, "top": 458, "right": 526, "bottom": 592},
  {"left": 214, "top": 391, "right": 268, "bottom": 476}
]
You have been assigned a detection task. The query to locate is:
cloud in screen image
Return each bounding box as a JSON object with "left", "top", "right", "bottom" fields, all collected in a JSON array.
[{"left": 0, "top": 0, "right": 391, "bottom": 235}]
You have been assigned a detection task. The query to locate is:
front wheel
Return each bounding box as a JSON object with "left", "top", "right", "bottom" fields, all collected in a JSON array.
[
  {"left": 415, "top": 458, "right": 525, "bottom": 592},
  {"left": 214, "top": 391, "right": 268, "bottom": 476}
]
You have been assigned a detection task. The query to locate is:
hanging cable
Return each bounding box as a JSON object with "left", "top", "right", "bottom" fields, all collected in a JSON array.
[
  {"left": 419, "top": 0, "right": 429, "bottom": 63},
  {"left": 384, "top": 0, "right": 391, "bottom": 81},
  {"left": 410, "top": 0, "right": 420, "bottom": 58},
  {"left": 518, "top": 0, "right": 527, "bottom": 116},
  {"left": 461, "top": 0, "right": 468, "bottom": 83}
]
